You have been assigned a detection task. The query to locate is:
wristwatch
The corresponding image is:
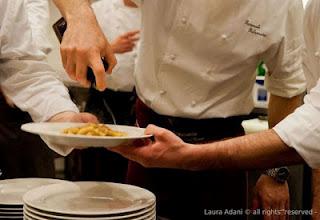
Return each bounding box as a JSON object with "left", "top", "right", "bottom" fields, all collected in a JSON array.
[{"left": 264, "top": 167, "right": 290, "bottom": 183}]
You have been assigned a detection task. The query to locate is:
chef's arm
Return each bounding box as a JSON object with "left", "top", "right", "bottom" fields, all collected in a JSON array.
[
  {"left": 123, "top": 0, "right": 138, "bottom": 7},
  {"left": 185, "top": 129, "right": 302, "bottom": 171},
  {"left": 53, "top": 0, "right": 116, "bottom": 91},
  {"left": 111, "top": 125, "right": 303, "bottom": 170},
  {"left": 264, "top": 94, "right": 303, "bottom": 170},
  {"left": 112, "top": 97, "right": 314, "bottom": 171},
  {"left": 53, "top": 0, "right": 91, "bottom": 21},
  {"left": 268, "top": 94, "right": 303, "bottom": 127},
  {"left": 252, "top": 94, "right": 303, "bottom": 213}
]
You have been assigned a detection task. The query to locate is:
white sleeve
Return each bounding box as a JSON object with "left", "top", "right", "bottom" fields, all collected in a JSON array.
[
  {"left": 303, "top": 0, "right": 320, "bottom": 92},
  {"left": 0, "top": 0, "right": 78, "bottom": 122},
  {"left": 274, "top": 80, "right": 320, "bottom": 168},
  {"left": 264, "top": 0, "right": 306, "bottom": 98},
  {"left": 25, "top": 0, "right": 52, "bottom": 54}
]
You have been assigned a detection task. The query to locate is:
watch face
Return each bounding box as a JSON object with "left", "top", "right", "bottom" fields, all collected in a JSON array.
[{"left": 277, "top": 167, "right": 290, "bottom": 183}]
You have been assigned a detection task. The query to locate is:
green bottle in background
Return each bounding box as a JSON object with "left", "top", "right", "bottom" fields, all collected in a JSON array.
[
  {"left": 257, "top": 61, "right": 267, "bottom": 76},
  {"left": 257, "top": 61, "right": 266, "bottom": 77},
  {"left": 255, "top": 61, "right": 268, "bottom": 105}
]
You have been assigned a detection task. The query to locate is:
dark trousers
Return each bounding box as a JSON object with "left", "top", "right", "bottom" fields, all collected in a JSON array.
[
  {"left": 127, "top": 99, "right": 248, "bottom": 220},
  {"left": 65, "top": 88, "right": 136, "bottom": 182},
  {"left": 0, "top": 94, "right": 55, "bottom": 179}
]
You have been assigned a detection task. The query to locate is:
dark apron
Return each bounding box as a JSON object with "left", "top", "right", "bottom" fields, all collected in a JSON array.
[
  {"left": 127, "top": 99, "right": 248, "bottom": 220},
  {"left": 65, "top": 88, "right": 136, "bottom": 182},
  {"left": 0, "top": 92, "right": 55, "bottom": 179}
]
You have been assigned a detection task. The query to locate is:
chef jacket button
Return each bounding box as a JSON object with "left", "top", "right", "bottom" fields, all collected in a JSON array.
[
  {"left": 159, "top": 90, "right": 166, "bottom": 95},
  {"left": 181, "top": 17, "right": 187, "bottom": 24},
  {"left": 170, "top": 54, "right": 177, "bottom": 61},
  {"left": 191, "top": 101, "right": 196, "bottom": 107},
  {"left": 221, "top": 34, "right": 228, "bottom": 40},
  {"left": 315, "top": 51, "right": 320, "bottom": 57},
  {"left": 133, "top": 53, "right": 138, "bottom": 58}
]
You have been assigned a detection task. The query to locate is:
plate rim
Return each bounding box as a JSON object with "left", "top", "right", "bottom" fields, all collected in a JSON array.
[
  {"left": 0, "top": 178, "right": 68, "bottom": 205},
  {"left": 23, "top": 182, "right": 156, "bottom": 216},
  {"left": 23, "top": 203, "right": 156, "bottom": 220},
  {"left": 21, "top": 123, "right": 153, "bottom": 140}
]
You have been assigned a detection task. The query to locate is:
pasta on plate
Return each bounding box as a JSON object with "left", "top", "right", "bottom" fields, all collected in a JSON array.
[{"left": 63, "top": 124, "right": 127, "bottom": 137}]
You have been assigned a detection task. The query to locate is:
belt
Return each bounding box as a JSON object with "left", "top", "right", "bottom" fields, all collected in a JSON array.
[
  {"left": 88, "top": 87, "right": 136, "bottom": 99},
  {"left": 136, "top": 98, "right": 247, "bottom": 143}
]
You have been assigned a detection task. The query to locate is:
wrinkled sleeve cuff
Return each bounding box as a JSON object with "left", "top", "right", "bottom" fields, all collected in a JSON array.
[
  {"left": 274, "top": 104, "right": 320, "bottom": 168},
  {"left": 265, "top": 69, "right": 306, "bottom": 98},
  {"left": 37, "top": 97, "right": 79, "bottom": 122}
]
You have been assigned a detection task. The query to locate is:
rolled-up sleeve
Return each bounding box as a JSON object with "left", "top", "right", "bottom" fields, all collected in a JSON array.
[
  {"left": 265, "top": 0, "right": 306, "bottom": 98},
  {"left": 0, "top": 59, "right": 79, "bottom": 122},
  {"left": 274, "top": 80, "right": 320, "bottom": 168},
  {"left": 0, "top": 0, "right": 78, "bottom": 122}
]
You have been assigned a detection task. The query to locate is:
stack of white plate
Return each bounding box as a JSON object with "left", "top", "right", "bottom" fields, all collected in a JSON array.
[
  {"left": 23, "top": 182, "right": 156, "bottom": 220},
  {"left": 0, "top": 204, "right": 22, "bottom": 219},
  {"left": 0, "top": 178, "right": 66, "bottom": 220}
]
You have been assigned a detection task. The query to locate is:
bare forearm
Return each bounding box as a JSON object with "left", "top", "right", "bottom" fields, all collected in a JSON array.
[
  {"left": 53, "top": 0, "right": 92, "bottom": 22},
  {"left": 187, "top": 129, "right": 303, "bottom": 170},
  {"left": 123, "top": 0, "right": 138, "bottom": 7},
  {"left": 268, "top": 94, "right": 303, "bottom": 127}
]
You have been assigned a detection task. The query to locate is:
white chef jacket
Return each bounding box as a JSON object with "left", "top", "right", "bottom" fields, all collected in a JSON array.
[
  {"left": 274, "top": 0, "right": 320, "bottom": 168},
  {"left": 132, "top": 0, "right": 306, "bottom": 119},
  {"left": 92, "top": 0, "right": 140, "bottom": 92},
  {"left": 0, "top": 0, "right": 79, "bottom": 122},
  {"left": 25, "top": 0, "right": 52, "bottom": 54}
]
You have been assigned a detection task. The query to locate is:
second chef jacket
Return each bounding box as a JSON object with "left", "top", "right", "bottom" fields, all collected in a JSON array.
[{"left": 0, "top": 0, "right": 79, "bottom": 122}]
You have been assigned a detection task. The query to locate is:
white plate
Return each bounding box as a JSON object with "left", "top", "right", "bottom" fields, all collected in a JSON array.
[
  {"left": 23, "top": 210, "right": 156, "bottom": 220},
  {"left": 0, "top": 215, "right": 22, "bottom": 218},
  {"left": 23, "top": 182, "right": 155, "bottom": 216},
  {"left": 24, "top": 210, "right": 156, "bottom": 220},
  {"left": 23, "top": 208, "right": 155, "bottom": 220},
  {"left": 0, "top": 178, "right": 67, "bottom": 205},
  {"left": 0, "top": 216, "right": 22, "bottom": 219},
  {"left": 21, "top": 123, "right": 152, "bottom": 148},
  {"left": 24, "top": 203, "right": 155, "bottom": 220},
  {"left": 0, "top": 207, "right": 22, "bottom": 214},
  {"left": 0, "top": 208, "right": 23, "bottom": 212},
  {"left": 0, "top": 211, "right": 23, "bottom": 215}
]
